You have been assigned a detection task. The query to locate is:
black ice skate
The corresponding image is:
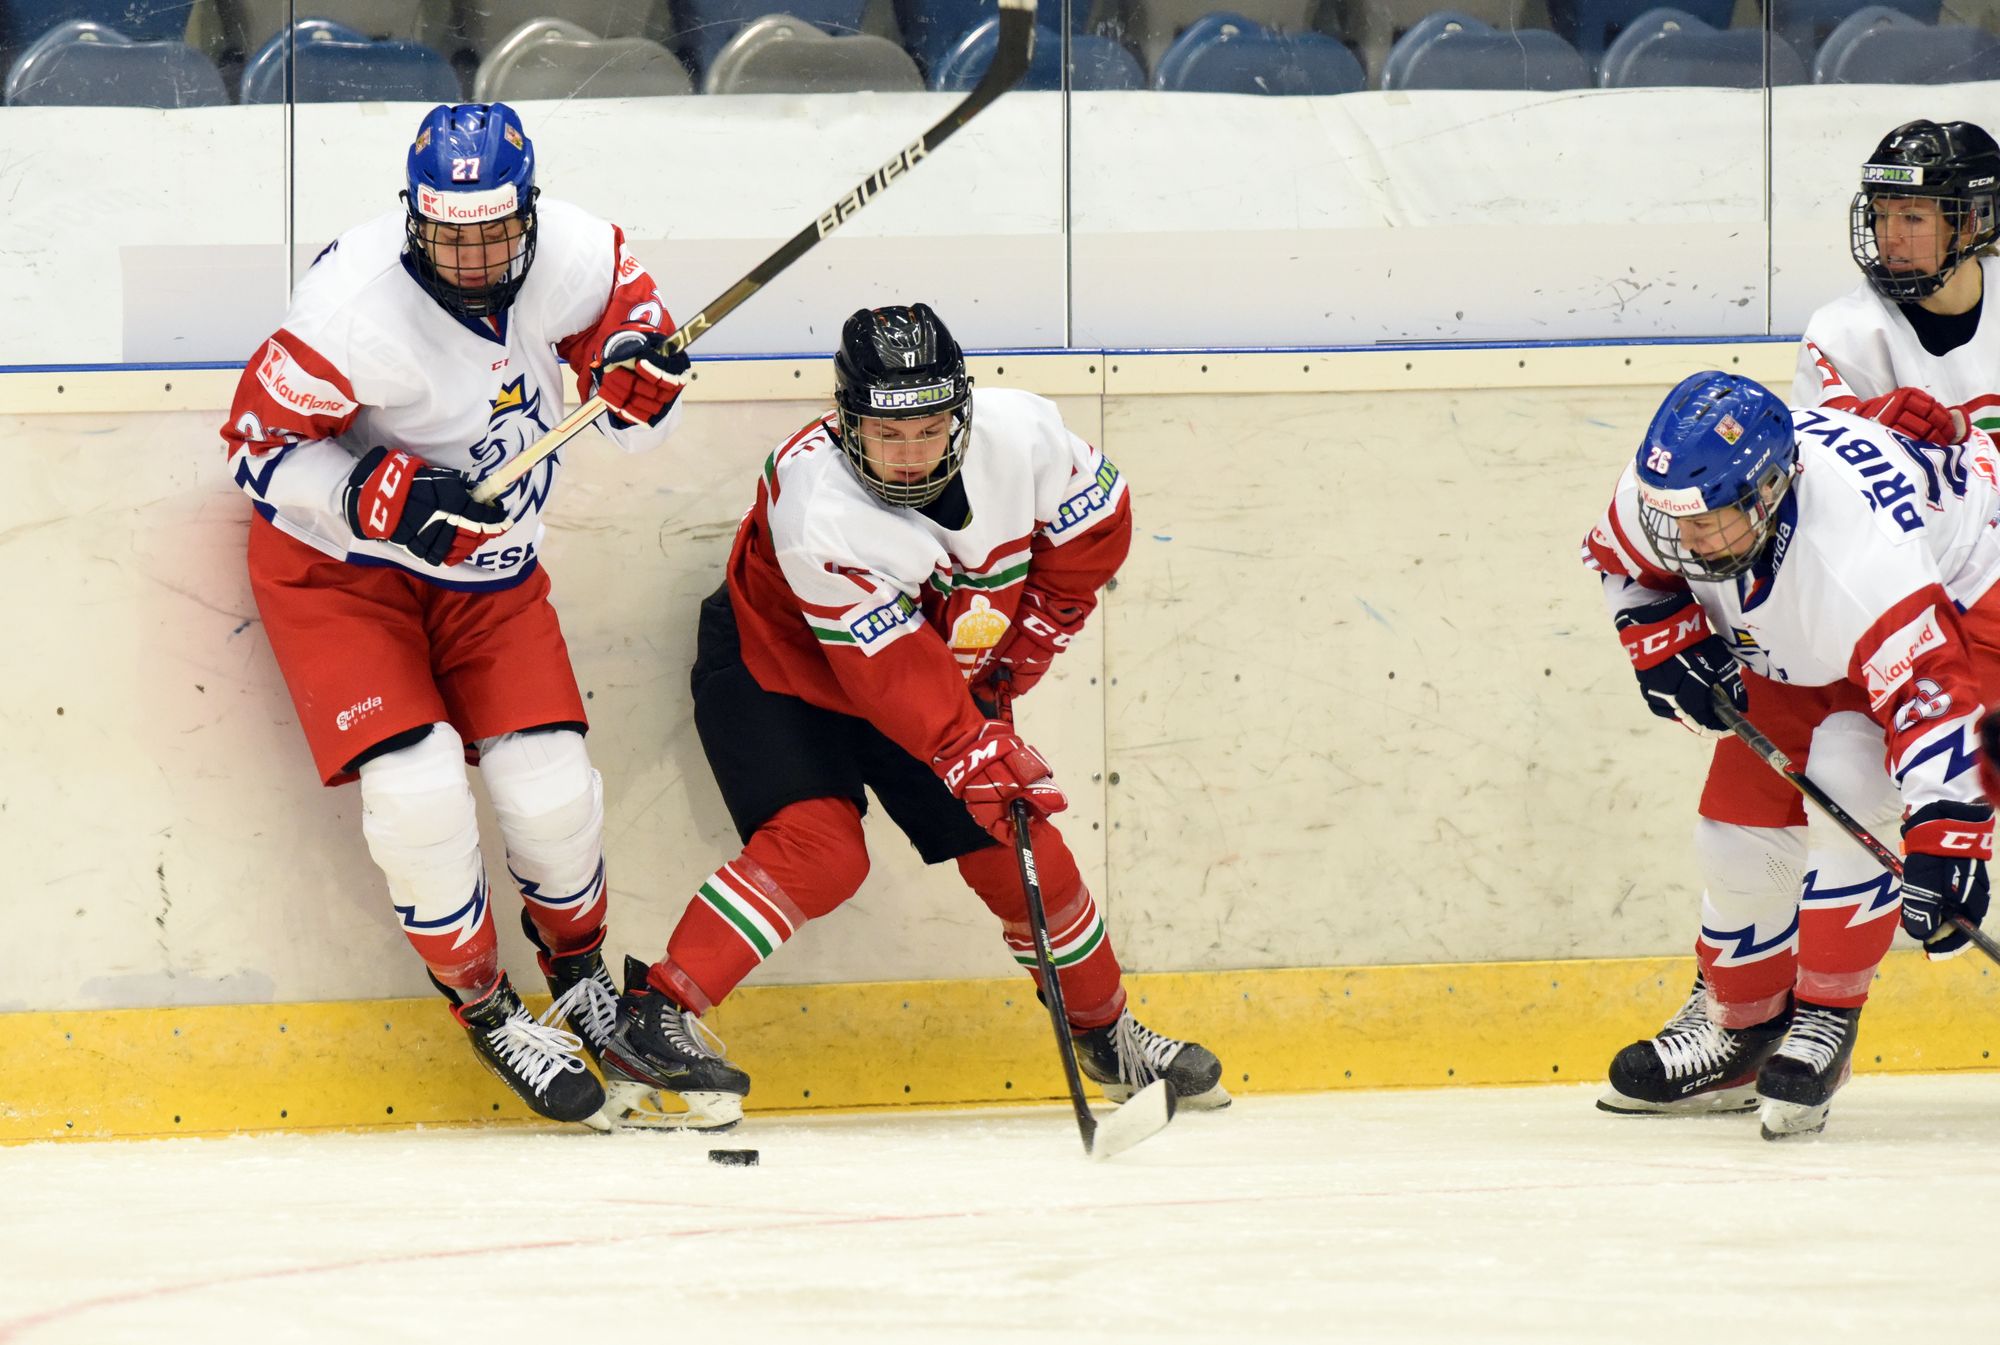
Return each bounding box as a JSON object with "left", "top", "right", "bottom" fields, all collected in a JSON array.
[
  {"left": 1756, "top": 1001, "right": 1862, "bottom": 1141},
  {"left": 521, "top": 912, "right": 619, "bottom": 1063},
  {"left": 440, "top": 972, "right": 608, "bottom": 1128},
  {"left": 596, "top": 956, "right": 752, "bottom": 1132},
  {"left": 1597, "top": 975, "right": 1789, "bottom": 1116},
  {"left": 1075, "top": 1009, "right": 1231, "bottom": 1110}
]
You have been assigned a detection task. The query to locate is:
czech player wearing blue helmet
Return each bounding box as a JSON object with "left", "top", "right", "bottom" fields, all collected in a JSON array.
[
  {"left": 1584, "top": 371, "right": 2000, "bottom": 1138},
  {"left": 222, "top": 103, "right": 701, "bottom": 1130}
]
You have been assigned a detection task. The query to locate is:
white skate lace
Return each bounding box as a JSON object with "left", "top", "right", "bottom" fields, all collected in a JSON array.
[
  {"left": 1774, "top": 1007, "right": 1850, "bottom": 1072},
  {"left": 1651, "top": 1018, "right": 1741, "bottom": 1078},
  {"left": 487, "top": 1007, "right": 588, "bottom": 1095},
  {"left": 660, "top": 1002, "right": 730, "bottom": 1062},
  {"left": 1112, "top": 1013, "right": 1185, "bottom": 1087},
  {"left": 543, "top": 972, "right": 618, "bottom": 1053}
]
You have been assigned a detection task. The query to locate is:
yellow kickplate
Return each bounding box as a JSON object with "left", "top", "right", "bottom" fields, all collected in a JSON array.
[{"left": 3, "top": 952, "right": 1994, "bottom": 1142}]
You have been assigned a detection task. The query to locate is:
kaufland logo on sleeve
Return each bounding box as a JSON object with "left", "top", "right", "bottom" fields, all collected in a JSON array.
[
  {"left": 255, "top": 340, "right": 357, "bottom": 418},
  {"left": 1862, "top": 605, "right": 1949, "bottom": 709},
  {"left": 415, "top": 183, "right": 518, "bottom": 224}
]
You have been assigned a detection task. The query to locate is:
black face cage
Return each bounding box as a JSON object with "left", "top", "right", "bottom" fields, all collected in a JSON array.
[
  {"left": 1638, "top": 463, "right": 1793, "bottom": 583},
  {"left": 403, "top": 189, "right": 540, "bottom": 320},
  {"left": 834, "top": 399, "right": 974, "bottom": 509},
  {"left": 1850, "top": 186, "right": 1999, "bottom": 302}
]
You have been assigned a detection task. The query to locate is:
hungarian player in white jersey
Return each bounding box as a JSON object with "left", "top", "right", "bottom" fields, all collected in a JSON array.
[
  {"left": 587, "top": 304, "right": 1228, "bottom": 1122},
  {"left": 1594, "top": 121, "right": 2000, "bottom": 1132},
  {"left": 222, "top": 103, "right": 696, "bottom": 1127},
  {"left": 1583, "top": 372, "right": 1997, "bottom": 1138}
]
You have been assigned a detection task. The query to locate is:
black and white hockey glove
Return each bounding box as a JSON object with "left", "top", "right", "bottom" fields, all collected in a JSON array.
[
  {"left": 592, "top": 330, "right": 690, "bottom": 428},
  {"left": 1613, "top": 595, "right": 1745, "bottom": 735},
  {"left": 1901, "top": 799, "right": 1994, "bottom": 960},
  {"left": 341, "top": 446, "right": 509, "bottom": 568}
]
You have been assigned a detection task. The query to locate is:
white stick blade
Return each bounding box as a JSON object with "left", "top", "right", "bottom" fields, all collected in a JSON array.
[{"left": 1089, "top": 1079, "right": 1176, "bottom": 1161}]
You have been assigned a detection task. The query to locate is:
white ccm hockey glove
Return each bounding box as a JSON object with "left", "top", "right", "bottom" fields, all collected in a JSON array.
[{"left": 1613, "top": 594, "right": 1746, "bottom": 735}]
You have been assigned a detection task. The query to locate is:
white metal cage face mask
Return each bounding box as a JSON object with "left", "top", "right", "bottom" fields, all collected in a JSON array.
[{"left": 1637, "top": 466, "right": 1791, "bottom": 582}]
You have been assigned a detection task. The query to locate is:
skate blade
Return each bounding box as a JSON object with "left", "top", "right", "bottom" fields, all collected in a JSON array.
[
  {"left": 1596, "top": 1083, "right": 1760, "bottom": 1116},
  {"left": 602, "top": 1081, "right": 744, "bottom": 1133},
  {"left": 1091, "top": 1079, "right": 1177, "bottom": 1161},
  {"left": 1758, "top": 1096, "right": 1832, "bottom": 1140},
  {"left": 1097, "top": 1080, "right": 1233, "bottom": 1112}
]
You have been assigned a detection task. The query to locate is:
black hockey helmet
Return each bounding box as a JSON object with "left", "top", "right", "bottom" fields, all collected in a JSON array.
[
  {"left": 832, "top": 303, "right": 973, "bottom": 508},
  {"left": 1850, "top": 118, "right": 2000, "bottom": 301}
]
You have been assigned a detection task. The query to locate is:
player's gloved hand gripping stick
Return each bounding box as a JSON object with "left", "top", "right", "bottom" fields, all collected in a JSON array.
[
  {"left": 1709, "top": 685, "right": 2000, "bottom": 967},
  {"left": 470, "top": 0, "right": 1042, "bottom": 506}
]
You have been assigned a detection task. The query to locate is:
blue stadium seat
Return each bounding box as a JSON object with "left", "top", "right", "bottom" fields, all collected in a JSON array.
[
  {"left": 1382, "top": 12, "right": 1591, "bottom": 89},
  {"left": 1599, "top": 7, "right": 1808, "bottom": 86},
  {"left": 1547, "top": 0, "right": 1731, "bottom": 58},
  {"left": 1154, "top": 12, "right": 1365, "bottom": 93},
  {"left": 930, "top": 19, "right": 1145, "bottom": 91},
  {"left": 1812, "top": 7, "right": 2000, "bottom": 82},
  {"left": 1768, "top": 0, "right": 1937, "bottom": 61},
  {"left": 5, "top": 20, "right": 226, "bottom": 106},
  {"left": 670, "top": 1, "right": 866, "bottom": 74},
  {"left": 240, "top": 19, "right": 459, "bottom": 103},
  {"left": 1, "top": 0, "right": 197, "bottom": 50},
  {"left": 895, "top": 0, "right": 1095, "bottom": 76}
]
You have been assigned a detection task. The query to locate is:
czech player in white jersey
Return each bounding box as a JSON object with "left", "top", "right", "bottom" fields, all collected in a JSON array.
[
  {"left": 1584, "top": 372, "right": 1998, "bottom": 1138},
  {"left": 1590, "top": 121, "right": 2000, "bottom": 1134},
  {"left": 586, "top": 304, "right": 1229, "bottom": 1121},
  {"left": 222, "top": 103, "right": 695, "bottom": 1127}
]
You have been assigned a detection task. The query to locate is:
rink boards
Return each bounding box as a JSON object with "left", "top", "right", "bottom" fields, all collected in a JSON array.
[{"left": 7, "top": 343, "right": 2000, "bottom": 1141}]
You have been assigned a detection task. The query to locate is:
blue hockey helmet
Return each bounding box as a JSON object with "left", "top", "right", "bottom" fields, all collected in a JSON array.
[
  {"left": 403, "top": 103, "right": 538, "bottom": 319},
  {"left": 1634, "top": 372, "right": 1798, "bottom": 582}
]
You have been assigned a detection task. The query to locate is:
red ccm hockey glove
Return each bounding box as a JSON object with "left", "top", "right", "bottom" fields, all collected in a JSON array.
[
  {"left": 1858, "top": 387, "right": 1968, "bottom": 444},
  {"left": 935, "top": 721, "right": 1068, "bottom": 843},
  {"left": 341, "top": 446, "right": 509, "bottom": 568},
  {"left": 592, "top": 330, "right": 690, "bottom": 428},
  {"left": 971, "top": 590, "right": 1089, "bottom": 719},
  {"left": 1901, "top": 799, "right": 1994, "bottom": 960}
]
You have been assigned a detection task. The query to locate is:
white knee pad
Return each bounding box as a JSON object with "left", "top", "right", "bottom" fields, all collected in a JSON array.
[
  {"left": 1695, "top": 818, "right": 1806, "bottom": 965},
  {"left": 358, "top": 723, "right": 487, "bottom": 943},
  {"left": 478, "top": 728, "right": 606, "bottom": 922},
  {"left": 1797, "top": 711, "right": 1903, "bottom": 928}
]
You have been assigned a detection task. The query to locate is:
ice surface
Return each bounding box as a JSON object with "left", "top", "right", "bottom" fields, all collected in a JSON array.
[{"left": 4, "top": 1078, "right": 1998, "bottom": 1343}]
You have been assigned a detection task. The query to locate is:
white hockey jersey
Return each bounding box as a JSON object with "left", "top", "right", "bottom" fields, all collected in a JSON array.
[
  {"left": 222, "top": 198, "right": 683, "bottom": 589},
  {"left": 1584, "top": 405, "right": 2000, "bottom": 813},
  {"left": 726, "top": 386, "right": 1133, "bottom": 765},
  {"left": 1793, "top": 254, "right": 2000, "bottom": 433}
]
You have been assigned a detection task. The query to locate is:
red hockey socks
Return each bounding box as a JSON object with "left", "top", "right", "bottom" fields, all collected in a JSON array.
[{"left": 956, "top": 822, "right": 1127, "bottom": 1029}]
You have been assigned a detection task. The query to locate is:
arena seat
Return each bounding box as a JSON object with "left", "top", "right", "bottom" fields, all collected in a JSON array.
[
  {"left": 894, "top": 0, "right": 1099, "bottom": 75},
  {"left": 1154, "top": 12, "right": 1364, "bottom": 92},
  {"left": 672, "top": 0, "right": 866, "bottom": 73},
  {"left": 1812, "top": 5, "right": 2000, "bottom": 81},
  {"left": 1, "top": 0, "right": 197, "bottom": 50},
  {"left": 240, "top": 19, "right": 460, "bottom": 102},
  {"left": 184, "top": 1, "right": 436, "bottom": 65},
  {"left": 703, "top": 14, "right": 921, "bottom": 92},
  {"left": 1117, "top": 0, "right": 1316, "bottom": 69},
  {"left": 473, "top": 18, "right": 692, "bottom": 98},
  {"left": 1340, "top": 0, "right": 1555, "bottom": 89},
  {"left": 929, "top": 18, "right": 1145, "bottom": 90},
  {"left": 1598, "top": 7, "right": 1808, "bottom": 86},
  {"left": 1382, "top": 11, "right": 1590, "bottom": 88},
  {"left": 1547, "top": 0, "right": 1731, "bottom": 57},
  {"left": 5, "top": 19, "right": 226, "bottom": 106},
  {"left": 1767, "top": 0, "right": 1938, "bottom": 60}
]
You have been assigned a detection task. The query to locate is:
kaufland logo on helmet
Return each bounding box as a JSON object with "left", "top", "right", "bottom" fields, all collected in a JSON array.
[
  {"left": 870, "top": 382, "right": 953, "bottom": 411},
  {"left": 1864, "top": 164, "right": 1923, "bottom": 186},
  {"left": 256, "top": 340, "right": 356, "bottom": 418},
  {"left": 416, "top": 183, "right": 518, "bottom": 224}
]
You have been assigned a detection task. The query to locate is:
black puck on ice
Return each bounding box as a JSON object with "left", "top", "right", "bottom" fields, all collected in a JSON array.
[{"left": 708, "top": 1148, "right": 760, "bottom": 1167}]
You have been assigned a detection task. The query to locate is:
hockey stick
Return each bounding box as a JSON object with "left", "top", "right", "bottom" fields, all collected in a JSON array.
[
  {"left": 470, "top": 0, "right": 1040, "bottom": 506},
  {"left": 1009, "top": 800, "right": 1177, "bottom": 1160},
  {"left": 1709, "top": 686, "right": 2000, "bottom": 966}
]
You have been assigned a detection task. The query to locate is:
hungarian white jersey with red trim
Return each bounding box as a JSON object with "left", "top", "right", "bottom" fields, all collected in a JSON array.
[
  {"left": 221, "top": 198, "right": 683, "bottom": 589},
  {"left": 1582, "top": 405, "right": 2000, "bottom": 812},
  {"left": 726, "top": 386, "right": 1133, "bottom": 765},
  {"left": 1793, "top": 255, "right": 2000, "bottom": 435}
]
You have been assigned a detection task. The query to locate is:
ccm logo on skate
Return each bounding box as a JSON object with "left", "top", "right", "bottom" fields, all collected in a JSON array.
[
  {"left": 1862, "top": 606, "right": 1948, "bottom": 710},
  {"left": 336, "top": 695, "right": 384, "bottom": 731},
  {"left": 256, "top": 340, "right": 357, "bottom": 418}
]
